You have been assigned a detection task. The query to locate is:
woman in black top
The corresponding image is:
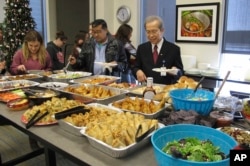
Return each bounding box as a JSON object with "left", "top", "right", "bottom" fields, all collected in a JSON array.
[{"left": 115, "top": 24, "right": 137, "bottom": 83}]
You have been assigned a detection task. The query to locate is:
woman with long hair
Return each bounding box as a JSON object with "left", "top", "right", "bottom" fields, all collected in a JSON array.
[
  {"left": 10, "top": 30, "right": 52, "bottom": 75},
  {"left": 115, "top": 24, "right": 137, "bottom": 83}
]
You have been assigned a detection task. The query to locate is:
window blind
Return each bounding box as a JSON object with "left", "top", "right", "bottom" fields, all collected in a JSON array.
[{"left": 222, "top": 0, "right": 250, "bottom": 54}]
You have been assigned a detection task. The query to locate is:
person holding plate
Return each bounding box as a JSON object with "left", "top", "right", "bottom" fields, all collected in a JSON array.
[
  {"left": 132, "top": 15, "right": 183, "bottom": 84},
  {"left": 68, "top": 19, "right": 127, "bottom": 77}
]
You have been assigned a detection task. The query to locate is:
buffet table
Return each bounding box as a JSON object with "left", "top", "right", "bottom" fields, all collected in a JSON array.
[
  {"left": 1, "top": 73, "right": 250, "bottom": 166},
  {"left": 0, "top": 92, "right": 158, "bottom": 166}
]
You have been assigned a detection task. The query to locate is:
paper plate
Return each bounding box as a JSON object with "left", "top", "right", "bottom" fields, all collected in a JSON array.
[{"left": 152, "top": 68, "right": 179, "bottom": 75}]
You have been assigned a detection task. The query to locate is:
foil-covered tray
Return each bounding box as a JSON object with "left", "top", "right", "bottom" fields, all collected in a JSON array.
[
  {"left": 59, "top": 84, "right": 128, "bottom": 101},
  {"left": 4, "top": 74, "right": 42, "bottom": 81},
  {"left": 48, "top": 71, "right": 92, "bottom": 83},
  {"left": 71, "top": 75, "right": 120, "bottom": 85},
  {"left": 57, "top": 103, "right": 122, "bottom": 136},
  {"left": 108, "top": 96, "right": 169, "bottom": 118},
  {"left": 80, "top": 123, "right": 164, "bottom": 158},
  {"left": 0, "top": 80, "right": 40, "bottom": 92}
]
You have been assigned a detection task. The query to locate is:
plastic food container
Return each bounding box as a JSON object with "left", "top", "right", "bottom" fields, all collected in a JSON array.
[
  {"left": 7, "top": 98, "right": 29, "bottom": 111},
  {"left": 169, "top": 89, "right": 215, "bottom": 115},
  {"left": 209, "top": 111, "right": 234, "bottom": 127},
  {"left": 151, "top": 124, "right": 237, "bottom": 166}
]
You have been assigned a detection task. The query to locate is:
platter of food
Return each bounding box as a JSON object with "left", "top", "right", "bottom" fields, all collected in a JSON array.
[
  {"left": 107, "top": 82, "right": 137, "bottom": 89},
  {"left": 57, "top": 103, "right": 122, "bottom": 136},
  {"left": 109, "top": 96, "right": 169, "bottom": 118},
  {"left": 48, "top": 71, "right": 92, "bottom": 82},
  {"left": 79, "top": 111, "right": 162, "bottom": 158},
  {"left": 217, "top": 126, "right": 250, "bottom": 144},
  {"left": 0, "top": 89, "right": 26, "bottom": 102},
  {"left": 7, "top": 98, "right": 30, "bottom": 111},
  {"left": 5, "top": 74, "right": 42, "bottom": 81},
  {"left": 61, "top": 84, "right": 128, "bottom": 100},
  {"left": 130, "top": 84, "right": 165, "bottom": 95},
  {"left": 39, "top": 82, "right": 69, "bottom": 89},
  {"left": 0, "top": 77, "right": 7, "bottom": 82},
  {"left": 0, "top": 80, "right": 40, "bottom": 92},
  {"left": 21, "top": 97, "right": 84, "bottom": 126},
  {"left": 72, "top": 75, "right": 120, "bottom": 85}
]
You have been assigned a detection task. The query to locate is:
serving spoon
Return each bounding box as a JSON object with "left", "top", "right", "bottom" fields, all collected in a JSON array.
[{"left": 63, "top": 61, "right": 70, "bottom": 74}]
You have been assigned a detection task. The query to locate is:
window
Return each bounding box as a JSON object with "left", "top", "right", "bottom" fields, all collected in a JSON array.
[
  {"left": 220, "top": 0, "right": 250, "bottom": 83},
  {"left": 222, "top": 0, "right": 250, "bottom": 54},
  {"left": 30, "top": 0, "right": 46, "bottom": 42}
]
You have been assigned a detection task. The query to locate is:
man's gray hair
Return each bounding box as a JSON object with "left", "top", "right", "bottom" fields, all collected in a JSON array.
[{"left": 144, "top": 15, "right": 164, "bottom": 30}]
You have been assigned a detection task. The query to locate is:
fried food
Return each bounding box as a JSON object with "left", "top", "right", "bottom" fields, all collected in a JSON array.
[
  {"left": 81, "top": 77, "right": 112, "bottom": 84},
  {"left": 108, "top": 82, "right": 131, "bottom": 89},
  {"left": 64, "top": 105, "right": 118, "bottom": 127},
  {"left": 85, "top": 112, "right": 158, "bottom": 148},
  {"left": 64, "top": 85, "right": 115, "bottom": 99},
  {"left": 23, "top": 97, "right": 84, "bottom": 124},
  {"left": 112, "top": 96, "right": 165, "bottom": 114}
]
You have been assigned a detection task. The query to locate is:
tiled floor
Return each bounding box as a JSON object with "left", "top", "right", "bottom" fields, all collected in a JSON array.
[{"left": 0, "top": 125, "right": 79, "bottom": 166}]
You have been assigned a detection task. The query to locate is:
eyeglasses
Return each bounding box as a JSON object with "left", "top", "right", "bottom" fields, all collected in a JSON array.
[
  {"left": 146, "top": 29, "right": 160, "bottom": 35},
  {"left": 92, "top": 30, "right": 103, "bottom": 35}
]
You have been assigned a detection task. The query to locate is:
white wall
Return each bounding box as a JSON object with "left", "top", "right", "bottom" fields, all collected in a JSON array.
[
  {"left": 95, "top": 0, "right": 141, "bottom": 48},
  {"left": 176, "top": 0, "right": 224, "bottom": 68}
]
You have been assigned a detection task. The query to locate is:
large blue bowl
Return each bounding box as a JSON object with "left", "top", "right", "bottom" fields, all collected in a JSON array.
[
  {"left": 151, "top": 124, "right": 237, "bottom": 166},
  {"left": 170, "top": 89, "right": 215, "bottom": 115}
]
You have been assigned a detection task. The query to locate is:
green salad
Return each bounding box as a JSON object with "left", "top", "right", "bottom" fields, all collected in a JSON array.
[
  {"left": 162, "top": 137, "right": 226, "bottom": 162},
  {"left": 57, "top": 73, "right": 81, "bottom": 79}
]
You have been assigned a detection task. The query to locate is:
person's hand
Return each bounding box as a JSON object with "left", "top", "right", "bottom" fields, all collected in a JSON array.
[
  {"left": 166, "top": 66, "right": 179, "bottom": 75},
  {"left": 108, "top": 61, "right": 117, "bottom": 68},
  {"left": 68, "top": 55, "right": 76, "bottom": 65},
  {"left": 136, "top": 70, "right": 147, "bottom": 82},
  {"left": 0, "top": 60, "right": 6, "bottom": 70},
  {"left": 17, "top": 65, "right": 26, "bottom": 72}
]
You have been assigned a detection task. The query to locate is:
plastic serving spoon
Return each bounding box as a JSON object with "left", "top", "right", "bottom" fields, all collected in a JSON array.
[
  {"left": 187, "top": 76, "right": 205, "bottom": 99},
  {"left": 193, "top": 76, "right": 205, "bottom": 93}
]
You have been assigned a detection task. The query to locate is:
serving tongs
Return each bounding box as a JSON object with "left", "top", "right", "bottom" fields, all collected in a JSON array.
[
  {"left": 135, "top": 124, "right": 156, "bottom": 142},
  {"left": 26, "top": 110, "right": 49, "bottom": 129},
  {"left": 63, "top": 61, "right": 70, "bottom": 74},
  {"left": 54, "top": 105, "right": 89, "bottom": 120},
  {"left": 23, "top": 89, "right": 44, "bottom": 97}
]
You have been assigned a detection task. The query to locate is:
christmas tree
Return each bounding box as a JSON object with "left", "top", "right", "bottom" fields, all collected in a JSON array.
[{"left": 0, "top": 0, "right": 36, "bottom": 68}]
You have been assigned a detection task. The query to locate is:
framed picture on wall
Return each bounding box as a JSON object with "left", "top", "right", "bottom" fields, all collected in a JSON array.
[{"left": 175, "top": 3, "right": 220, "bottom": 43}]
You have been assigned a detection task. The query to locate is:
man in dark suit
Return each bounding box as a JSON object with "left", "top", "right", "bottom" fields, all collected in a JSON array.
[{"left": 132, "top": 16, "right": 183, "bottom": 85}]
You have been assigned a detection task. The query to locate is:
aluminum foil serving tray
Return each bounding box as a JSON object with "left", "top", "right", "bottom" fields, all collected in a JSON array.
[
  {"left": 72, "top": 75, "right": 120, "bottom": 85},
  {"left": 0, "top": 80, "right": 40, "bottom": 92},
  {"left": 59, "top": 83, "right": 128, "bottom": 101}
]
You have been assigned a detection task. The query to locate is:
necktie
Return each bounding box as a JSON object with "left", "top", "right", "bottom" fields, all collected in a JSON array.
[{"left": 153, "top": 45, "right": 158, "bottom": 64}]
